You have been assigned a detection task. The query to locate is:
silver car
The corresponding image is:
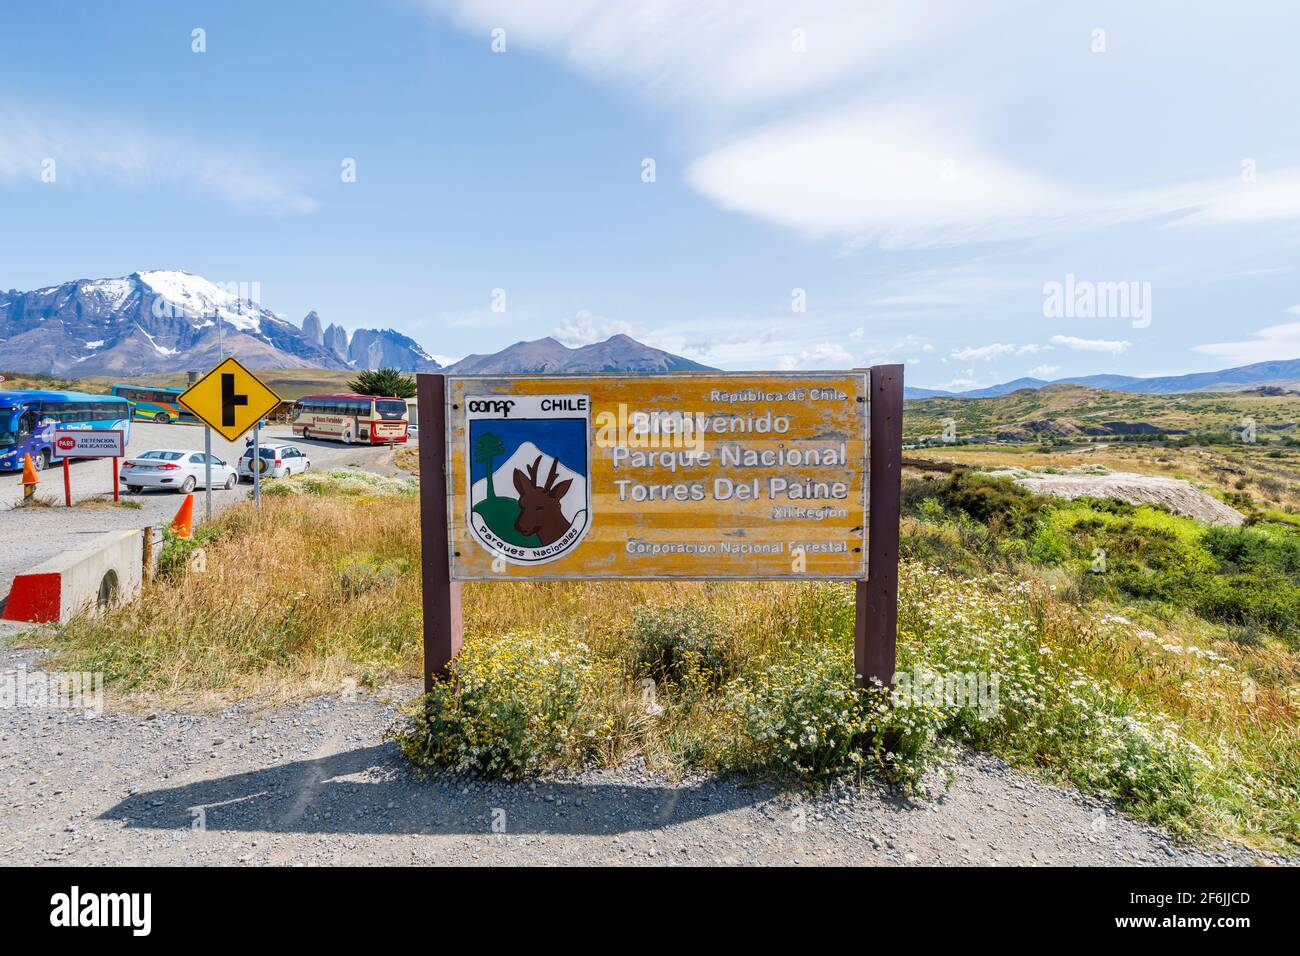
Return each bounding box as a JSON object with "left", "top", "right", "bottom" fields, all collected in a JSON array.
[
  {"left": 238, "top": 442, "right": 312, "bottom": 481},
  {"left": 120, "top": 449, "right": 238, "bottom": 494}
]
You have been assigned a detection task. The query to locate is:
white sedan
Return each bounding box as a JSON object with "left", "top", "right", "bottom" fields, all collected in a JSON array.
[
  {"left": 120, "top": 449, "right": 238, "bottom": 494},
  {"left": 238, "top": 442, "right": 312, "bottom": 481}
]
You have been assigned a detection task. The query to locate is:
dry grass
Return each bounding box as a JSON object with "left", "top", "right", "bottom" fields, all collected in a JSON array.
[
  {"left": 24, "top": 495, "right": 422, "bottom": 707},
  {"left": 22, "top": 493, "right": 842, "bottom": 708}
]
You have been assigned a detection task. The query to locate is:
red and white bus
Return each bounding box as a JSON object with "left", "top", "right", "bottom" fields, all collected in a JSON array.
[{"left": 291, "top": 393, "right": 409, "bottom": 444}]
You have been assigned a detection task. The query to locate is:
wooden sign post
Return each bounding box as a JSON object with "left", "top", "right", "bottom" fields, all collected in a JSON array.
[{"left": 417, "top": 366, "right": 903, "bottom": 692}]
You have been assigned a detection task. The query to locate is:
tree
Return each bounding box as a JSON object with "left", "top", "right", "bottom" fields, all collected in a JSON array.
[
  {"left": 347, "top": 367, "right": 416, "bottom": 398},
  {"left": 474, "top": 431, "right": 506, "bottom": 498}
]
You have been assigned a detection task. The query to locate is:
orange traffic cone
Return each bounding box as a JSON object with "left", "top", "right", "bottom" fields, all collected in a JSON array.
[
  {"left": 20, "top": 453, "right": 38, "bottom": 503},
  {"left": 170, "top": 493, "right": 194, "bottom": 539}
]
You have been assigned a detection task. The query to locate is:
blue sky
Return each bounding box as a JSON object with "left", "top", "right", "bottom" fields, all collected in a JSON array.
[{"left": 3, "top": 1, "right": 1300, "bottom": 388}]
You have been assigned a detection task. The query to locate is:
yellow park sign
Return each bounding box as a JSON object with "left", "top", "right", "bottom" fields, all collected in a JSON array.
[
  {"left": 179, "top": 357, "right": 282, "bottom": 442},
  {"left": 443, "top": 373, "right": 870, "bottom": 580}
]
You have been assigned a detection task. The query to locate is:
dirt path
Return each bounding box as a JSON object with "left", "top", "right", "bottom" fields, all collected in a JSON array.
[{"left": 0, "top": 643, "right": 1282, "bottom": 867}]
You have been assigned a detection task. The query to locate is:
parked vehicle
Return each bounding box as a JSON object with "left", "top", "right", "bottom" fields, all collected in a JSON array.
[
  {"left": 110, "top": 384, "right": 199, "bottom": 424},
  {"left": 291, "top": 393, "right": 409, "bottom": 444},
  {"left": 120, "top": 449, "right": 238, "bottom": 494},
  {"left": 238, "top": 442, "right": 311, "bottom": 481},
  {"left": 0, "top": 390, "right": 132, "bottom": 472}
]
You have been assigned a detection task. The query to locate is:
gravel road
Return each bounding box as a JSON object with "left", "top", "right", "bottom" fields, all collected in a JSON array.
[
  {"left": 0, "top": 642, "right": 1283, "bottom": 867},
  {"left": 0, "top": 422, "right": 406, "bottom": 605}
]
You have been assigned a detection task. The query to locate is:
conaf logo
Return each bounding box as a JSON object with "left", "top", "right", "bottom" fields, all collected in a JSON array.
[{"left": 464, "top": 394, "right": 591, "bottom": 565}]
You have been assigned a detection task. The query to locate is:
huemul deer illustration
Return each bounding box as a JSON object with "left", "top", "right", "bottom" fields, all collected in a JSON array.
[{"left": 513, "top": 454, "right": 574, "bottom": 545}]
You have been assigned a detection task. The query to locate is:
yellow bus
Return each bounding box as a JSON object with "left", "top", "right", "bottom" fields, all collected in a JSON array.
[{"left": 291, "top": 393, "right": 409, "bottom": 444}]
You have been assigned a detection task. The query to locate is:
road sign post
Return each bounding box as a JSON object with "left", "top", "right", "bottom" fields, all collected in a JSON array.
[
  {"left": 203, "top": 427, "right": 212, "bottom": 522},
  {"left": 252, "top": 423, "right": 261, "bottom": 511},
  {"left": 178, "top": 357, "right": 282, "bottom": 515}
]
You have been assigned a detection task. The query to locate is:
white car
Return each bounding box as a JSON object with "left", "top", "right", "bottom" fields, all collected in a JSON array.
[
  {"left": 238, "top": 442, "right": 312, "bottom": 481},
  {"left": 120, "top": 449, "right": 238, "bottom": 494}
]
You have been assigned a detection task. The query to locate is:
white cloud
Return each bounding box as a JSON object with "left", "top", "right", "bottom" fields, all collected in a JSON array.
[
  {"left": 776, "top": 342, "right": 855, "bottom": 370},
  {"left": 1049, "top": 335, "right": 1132, "bottom": 354},
  {"left": 950, "top": 342, "right": 1046, "bottom": 362},
  {"left": 0, "top": 104, "right": 317, "bottom": 215},
  {"left": 1193, "top": 321, "right": 1300, "bottom": 365},
  {"left": 1027, "top": 364, "right": 1060, "bottom": 379},
  {"left": 424, "top": 0, "right": 966, "bottom": 112},
  {"left": 553, "top": 309, "right": 636, "bottom": 346},
  {"left": 687, "top": 102, "right": 1074, "bottom": 246},
  {"left": 425, "top": 2, "right": 1300, "bottom": 249}
]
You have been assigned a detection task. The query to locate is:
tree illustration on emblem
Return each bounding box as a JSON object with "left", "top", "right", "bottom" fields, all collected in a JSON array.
[{"left": 474, "top": 431, "right": 506, "bottom": 498}]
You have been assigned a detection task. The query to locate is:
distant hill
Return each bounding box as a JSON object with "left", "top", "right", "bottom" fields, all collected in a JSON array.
[
  {"left": 903, "top": 383, "right": 1300, "bottom": 444},
  {"left": 906, "top": 359, "right": 1300, "bottom": 400},
  {"left": 445, "top": 334, "right": 715, "bottom": 375}
]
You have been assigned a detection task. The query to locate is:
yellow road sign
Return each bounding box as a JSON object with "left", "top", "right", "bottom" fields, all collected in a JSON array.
[{"left": 179, "top": 357, "right": 282, "bottom": 442}]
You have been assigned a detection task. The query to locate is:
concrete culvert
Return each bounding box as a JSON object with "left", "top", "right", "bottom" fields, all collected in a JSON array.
[{"left": 97, "top": 569, "right": 119, "bottom": 610}]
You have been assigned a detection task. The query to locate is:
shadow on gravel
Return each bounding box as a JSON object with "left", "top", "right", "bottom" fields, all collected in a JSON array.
[{"left": 99, "top": 744, "right": 772, "bottom": 836}]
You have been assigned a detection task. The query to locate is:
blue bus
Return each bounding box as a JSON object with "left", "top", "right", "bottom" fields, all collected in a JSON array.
[
  {"left": 0, "top": 390, "right": 132, "bottom": 472},
  {"left": 110, "top": 384, "right": 198, "bottom": 424}
]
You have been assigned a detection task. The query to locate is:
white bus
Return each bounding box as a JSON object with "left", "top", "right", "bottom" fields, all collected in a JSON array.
[{"left": 291, "top": 393, "right": 410, "bottom": 444}]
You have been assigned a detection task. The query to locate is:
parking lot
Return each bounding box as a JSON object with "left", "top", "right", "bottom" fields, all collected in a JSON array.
[{"left": 0, "top": 420, "right": 410, "bottom": 609}]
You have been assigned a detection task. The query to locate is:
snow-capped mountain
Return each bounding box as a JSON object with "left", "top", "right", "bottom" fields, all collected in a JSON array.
[
  {"left": 0, "top": 271, "right": 346, "bottom": 375},
  {"left": 346, "top": 328, "right": 442, "bottom": 372},
  {"left": 0, "top": 271, "right": 711, "bottom": 378}
]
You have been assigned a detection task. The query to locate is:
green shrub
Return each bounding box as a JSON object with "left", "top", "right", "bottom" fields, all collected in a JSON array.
[
  {"left": 897, "top": 563, "right": 1204, "bottom": 831},
  {"left": 720, "top": 643, "right": 947, "bottom": 790},
  {"left": 1204, "top": 525, "right": 1300, "bottom": 574},
  {"left": 336, "top": 551, "right": 410, "bottom": 598},
  {"left": 935, "top": 471, "right": 1042, "bottom": 537},
  {"left": 156, "top": 525, "right": 222, "bottom": 579},
  {"left": 1196, "top": 572, "right": 1300, "bottom": 643},
  {"left": 390, "top": 631, "right": 617, "bottom": 777},
  {"left": 264, "top": 469, "right": 417, "bottom": 498},
  {"left": 628, "top": 604, "right": 732, "bottom": 686}
]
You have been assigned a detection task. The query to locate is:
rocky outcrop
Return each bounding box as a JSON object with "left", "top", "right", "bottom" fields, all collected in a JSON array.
[
  {"left": 988, "top": 469, "right": 1246, "bottom": 526},
  {"left": 301, "top": 311, "right": 324, "bottom": 347}
]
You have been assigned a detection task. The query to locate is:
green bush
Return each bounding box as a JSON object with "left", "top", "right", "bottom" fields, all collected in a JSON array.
[
  {"left": 1196, "top": 572, "right": 1300, "bottom": 643},
  {"left": 628, "top": 604, "right": 732, "bottom": 686},
  {"left": 390, "top": 631, "right": 617, "bottom": 777},
  {"left": 156, "top": 525, "right": 222, "bottom": 579},
  {"left": 720, "top": 643, "right": 947, "bottom": 790},
  {"left": 1204, "top": 525, "right": 1300, "bottom": 574},
  {"left": 264, "top": 469, "right": 417, "bottom": 498},
  {"left": 934, "top": 471, "right": 1042, "bottom": 537},
  {"left": 335, "top": 551, "right": 410, "bottom": 598}
]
